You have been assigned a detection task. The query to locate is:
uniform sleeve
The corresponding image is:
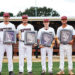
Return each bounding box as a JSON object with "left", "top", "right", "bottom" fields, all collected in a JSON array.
[
  {"left": 57, "top": 28, "right": 60, "bottom": 39},
  {"left": 52, "top": 28, "right": 55, "bottom": 37},
  {"left": 72, "top": 26, "right": 75, "bottom": 35},
  {"left": 31, "top": 25, "right": 34, "bottom": 31},
  {"left": 12, "top": 24, "right": 17, "bottom": 35},
  {"left": 37, "top": 29, "right": 41, "bottom": 40},
  {"left": 17, "top": 26, "right": 20, "bottom": 34},
  {"left": 12, "top": 24, "right": 16, "bottom": 31}
]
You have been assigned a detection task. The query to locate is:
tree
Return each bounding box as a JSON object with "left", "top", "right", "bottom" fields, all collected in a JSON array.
[
  {"left": 0, "top": 12, "right": 14, "bottom": 17},
  {"left": 0, "top": 12, "right": 4, "bottom": 16},
  {"left": 17, "top": 11, "right": 23, "bottom": 16},
  {"left": 17, "top": 7, "right": 60, "bottom": 17},
  {"left": 9, "top": 13, "right": 13, "bottom": 17}
]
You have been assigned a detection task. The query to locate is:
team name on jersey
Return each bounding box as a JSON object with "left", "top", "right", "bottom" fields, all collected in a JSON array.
[
  {"left": 20, "top": 28, "right": 31, "bottom": 32},
  {"left": 0, "top": 28, "right": 12, "bottom": 31}
]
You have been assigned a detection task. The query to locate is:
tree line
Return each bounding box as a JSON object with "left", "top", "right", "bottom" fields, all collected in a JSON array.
[{"left": 0, "top": 7, "right": 60, "bottom": 17}]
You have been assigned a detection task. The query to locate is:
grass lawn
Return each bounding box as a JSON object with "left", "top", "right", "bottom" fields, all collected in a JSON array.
[{"left": 1, "top": 62, "right": 75, "bottom": 75}]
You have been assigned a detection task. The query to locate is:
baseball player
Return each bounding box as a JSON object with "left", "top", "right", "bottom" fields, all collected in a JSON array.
[
  {"left": 38, "top": 19, "right": 55, "bottom": 75},
  {"left": 57, "top": 16, "right": 75, "bottom": 75},
  {"left": 0, "top": 13, "right": 16, "bottom": 75},
  {"left": 17, "top": 15, "right": 34, "bottom": 75}
]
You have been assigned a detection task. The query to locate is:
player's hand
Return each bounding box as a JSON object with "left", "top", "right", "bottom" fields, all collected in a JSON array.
[
  {"left": 50, "top": 43, "right": 55, "bottom": 48},
  {"left": 68, "top": 40, "right": 73, "bottom": 45},
  {"left": 57, "top": 40, "right": 60, "bottom": 45},
  {"left": 50, "top": 44, "right": 54, "bottom": 48},
  {"left": 50, "top": 39, "right": 55, "bottom": 48},
  {"left": 55, "top": 36, "right": 60, "bottom": 45},
  {"left": 33, "top": 43, "right": 37, "bottom": 47},
  {"left": 39, "top": 45, "right": 44, "bottom": 48}
]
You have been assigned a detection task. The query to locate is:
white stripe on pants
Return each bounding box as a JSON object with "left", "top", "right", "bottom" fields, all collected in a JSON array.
[
  {"left": 19, "top": 41, "right": 32, "bottom": 72},
  {"left": 0, "top": 43, "right": 13, "bottom": 72},
  {"left": 41, "top": 47, "right": 53, "bottom": 72},
  {"left": 59, "top": 44, "right": 73, "bottom": 71}
]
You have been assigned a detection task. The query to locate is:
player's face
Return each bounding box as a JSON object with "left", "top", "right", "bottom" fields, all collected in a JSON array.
[
  {"left": 22, "top": 18, "right": 28, "bottom": 23},
  {"left": 4, "top": 17, "right": 10, "bottom": 22},
  {"left": 61, "top": 19, "right": 67, "bottom": 24},
  {"left": 43, "top": 22, "right": 49, "bottom": 28}
]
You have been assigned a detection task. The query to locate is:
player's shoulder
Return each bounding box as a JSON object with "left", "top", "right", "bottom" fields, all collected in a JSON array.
[
  {"left": 0, "top": 22, "right": 4, "bottom": 27},
  {"left": 67, "top": 24, "right": 74, "bottom": 29},
  {"left": 38, "top": 27, "right": 44, "bottom": 31},
  {"left": 0, "top": 22, "right": 4, "bottom": 25},
  {"left": 17, "top": 23, "right": 22, "bottom": 28},
  {"left": 49, "top": 27, "right": 54, "bottom": 30},
  {"left": 28, "top": 23, "right": 34, "bottom": 27},
  {"left": 57, "top": 26, "right": 62, "bottom": 30},
  {"left": 9, "top": 22, "right": 15, "bottom": 27}
]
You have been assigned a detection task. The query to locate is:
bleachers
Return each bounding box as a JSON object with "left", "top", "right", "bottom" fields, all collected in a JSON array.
[{"left": 13, "top": 41, "right": 75, "bottom": 56}]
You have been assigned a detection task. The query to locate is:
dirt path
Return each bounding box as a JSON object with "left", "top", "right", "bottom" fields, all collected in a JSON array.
[{"left": 3, "top": 56, "right": 75, "bottom": 63}]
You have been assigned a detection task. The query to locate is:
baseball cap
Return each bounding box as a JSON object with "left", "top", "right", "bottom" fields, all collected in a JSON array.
[
  {"left": 61, "top": 16, "right": 67, "bottom": 20},
  {"left": 3, "top": 13, "right": 10, "bottom": 17},
  {"left": 22, "top": 15, "right": 28, "bottom": 19},
  {"left": 43, "top": 19, "right": 49, "bottom": 22}
]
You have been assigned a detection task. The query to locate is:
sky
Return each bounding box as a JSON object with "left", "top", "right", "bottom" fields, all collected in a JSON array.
[{"left": 0, "top": 0, "right": 75, "bottom": 16}]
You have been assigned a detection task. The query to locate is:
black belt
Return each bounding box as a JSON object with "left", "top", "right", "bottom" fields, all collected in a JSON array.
[
  {"left": 20, "top": 40, "right": 24, "bottom": 42},
  {"left": 0, "top": 29, "right": 3, "bottom": 31}
]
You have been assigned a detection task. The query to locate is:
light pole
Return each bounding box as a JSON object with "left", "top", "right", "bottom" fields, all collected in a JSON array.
[
  {"left": 35, "top": 0, "right": 37, "bottom": 16},
  {"left": 50, "top": 0, "right": 54, "bottom": 16}
]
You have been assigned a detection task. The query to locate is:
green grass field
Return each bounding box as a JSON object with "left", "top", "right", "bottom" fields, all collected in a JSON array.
[{"left": 1, "top": 62, "right": 75, "bottom": 75}]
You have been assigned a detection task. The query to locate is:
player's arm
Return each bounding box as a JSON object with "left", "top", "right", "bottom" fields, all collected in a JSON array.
[
  {"left": 37, "top": 39, "right": 45, "bottom": 48},
  {"left": 56, "top": 36, "right": 60, "bottom": 45},
  {"left": 33, "top": 38, "right": 37, "bottom": 47},
  {"left": 17, "top": 31, "right": 21, "bottom": 40},
  {"left": 13, "top": 24, "right": 17, "bottom": 40},
  {"left": 31, "top": 25, "right": 34, "bottom": 31},
  {"left": 12, "top": 24, "right": 16, "bottom": 31},
  {"left": 68, "top": 40, "right": 73, "bottom": 45},
  {"left": 68, "top": 27, "right": 75, "bottom": 45},
  {"left": 56, "top": 28, "right": 60, "bottom": 45},
  {"left": 50, "top": 29, "right": 55, "bottom": 48},
  {"left": 50, "top": 39, "right": 55, "bottom": 48},
  {"left": 37, "top": 30, "right": 45, "bottom": 48},
  {"left": 17, "top": 27, "right": 21, "bottom": 40},
  {"left": 68, "top": 35, "right": 74, "bottom": 45}
]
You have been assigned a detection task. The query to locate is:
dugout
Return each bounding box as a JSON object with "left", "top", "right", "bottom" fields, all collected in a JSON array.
[{"left": 0, "top": 17, "right": 75, "bottom": 56}]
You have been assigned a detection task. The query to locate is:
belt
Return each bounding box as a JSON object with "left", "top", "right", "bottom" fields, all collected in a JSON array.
[{"left": 20, "top": 40, "right": 24, "bottom": 42}]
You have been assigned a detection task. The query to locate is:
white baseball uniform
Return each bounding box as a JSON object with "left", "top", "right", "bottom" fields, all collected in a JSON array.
[
  {"left": 17, "top": 23, "right": 34, "bottom": 72},
  {"left": 57, "top": 24, "right": 75, "bottom": 71},
  {"left": 38, "top": 27, "right": 55, "bottom": 72},
  {"left": 0, "top": 22, "right": 16, "bottom": 72}
]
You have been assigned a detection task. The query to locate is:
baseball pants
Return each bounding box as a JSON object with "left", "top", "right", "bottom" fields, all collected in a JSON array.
[
  {"left": 41, "top": 47, "right": 53, "bottom": 72},
  {"left": 59, "top": 44, "right": 73, "bottom": 71},
  {"left": 0, "top": 43, "right": 13, "bottom": 72},
  {"left": 19, "top": 41, "right": 32, "bottom": 72}
]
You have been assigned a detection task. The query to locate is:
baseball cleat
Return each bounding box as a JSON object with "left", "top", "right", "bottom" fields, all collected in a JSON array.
[
  {"left": 9, "top": 71, "right": 15, "bottom": 75},
  {"left": 28, "top": 72, "right": 33, "bottom": 75},
  {"left": 18, "top": 72, "right": 23, "bottom": 75},
  {"left": 0, "top": 72, "right": 1, "bottom": 75},
  {"left": 49, "top": 72, "right": 53, "bottom": 75},
  {"left": 69, "top": 70, "right": 74, "bottom": 75},
  {"left": 57, "top": 71, "right": 64, "bottom": 75},
  {"left": 41, "top": 70, "right": 45, "bottom": 75}
]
